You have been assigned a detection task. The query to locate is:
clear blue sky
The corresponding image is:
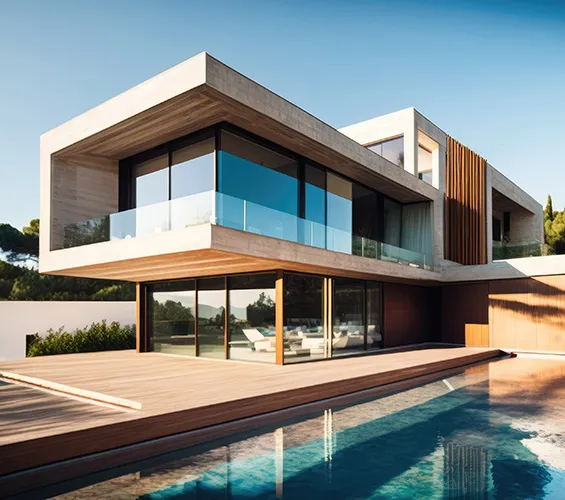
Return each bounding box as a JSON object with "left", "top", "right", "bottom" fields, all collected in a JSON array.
[{"left": 1, "top": 0, "right": 564, "bottom": 230}]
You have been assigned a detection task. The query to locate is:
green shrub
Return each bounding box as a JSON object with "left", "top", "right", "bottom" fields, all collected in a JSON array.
[{"left": 27, "top": 320, "right": 135, "bottom": 357}]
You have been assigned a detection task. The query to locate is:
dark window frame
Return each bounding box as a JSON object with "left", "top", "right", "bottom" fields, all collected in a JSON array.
[{"left": 118, "top": 122, "right": 420, "bottom": 249}]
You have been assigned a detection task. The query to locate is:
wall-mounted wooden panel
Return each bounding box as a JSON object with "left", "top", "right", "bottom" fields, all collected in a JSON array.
[
  {"left": 489, "top": 276, "right": 565, "bottom": 352},
  {"left": 465, "top": 324, "right": 489, "bottom": 347},
  {"left": 383, "top": 283, "right": 440, "bottom": 347},
  {"left": 445, "top": 137, "right": 487, "bottom": 265},
  {"left": 441, "top": 283, "right": 489, "bottom": 345}
]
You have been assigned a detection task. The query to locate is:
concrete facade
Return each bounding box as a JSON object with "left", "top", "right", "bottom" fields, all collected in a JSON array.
[{"left": 39, "top": 52, "right": 544, "bottom": 287}]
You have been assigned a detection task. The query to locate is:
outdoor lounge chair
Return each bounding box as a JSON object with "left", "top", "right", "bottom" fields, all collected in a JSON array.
[{"left": 242, "top": 328, "right": 276, "bottom": 352}]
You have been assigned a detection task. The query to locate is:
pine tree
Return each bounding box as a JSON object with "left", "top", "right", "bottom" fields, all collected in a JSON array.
[{"left": 544, "top": 194, "right": 554, "bottom": 223}]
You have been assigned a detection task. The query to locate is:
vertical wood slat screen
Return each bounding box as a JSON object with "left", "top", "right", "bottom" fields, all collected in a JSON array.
[{"left": 445, "top": 136, "right": 487, "bottom": 265}]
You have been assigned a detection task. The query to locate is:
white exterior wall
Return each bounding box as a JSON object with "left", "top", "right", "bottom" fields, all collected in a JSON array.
[
  {"left": 339, "top": 107, "right": 419, "bottom": 176},
  {"left": 0, "top": 301, "right": 135, "bottom": 361}
]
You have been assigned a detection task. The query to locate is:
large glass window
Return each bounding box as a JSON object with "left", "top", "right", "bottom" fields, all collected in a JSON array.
[
  {"left": 197, "top": 277, "right": 226, "bottom": 359},
  {"left": 117, "top": 125, "right": 432, "bottom": 271},
  {"left": 170, "top": 136, "right": 215, "bottom": 229},
  {"left": 303, "top": 164, "right": 326, "bottom": 248},
  {"left": 171, "top": 137, "right": 215, "bottom": 199},
  {"left": 149, "top": 281, "right": 196, "bottom": 355},
  {"left": 135, "top": 154, "right": 169, "bottom": 208},
  {"left": 283, "top": 274, "right": 325, "bottom": 364},
  {"left": 332, "top": 278, "right": 365, "bottom": 357},
  {"left": 326, "top": 172, "right": 352, "bottom": 254},
  {"left": 367, "top": 136, "right": 404, "bottom": 168},
  {"left": 228, "top": 274, "right": 276, "bottom": 363},
  {"left": 134, "top": 153, "right": 169, "bottom": 236},
  {"left": 383, "top": 198, "right": 402, "bottom": 249},
  {"left": 401, "top": 202, "right": 433, "bottom": 267},
  {"left": 418, "top": 145, "right": 433, "bottom": 185},
  {"left": 217, "top": 131, "right": 299, "bottom": 241},
  {"left": 352, "top": 183, "right": 379, "bottom": 258},
  {"left": 366, "top": 282, "right": 383, "bottom": 349}
]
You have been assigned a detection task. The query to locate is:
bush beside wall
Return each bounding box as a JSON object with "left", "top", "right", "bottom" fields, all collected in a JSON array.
[{"left": 26, "top": 320, "right": 135, "bottom": 357}]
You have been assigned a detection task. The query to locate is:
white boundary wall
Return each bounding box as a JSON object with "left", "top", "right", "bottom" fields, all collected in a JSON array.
[{"left": 0, "top": 301, "right": 135, "bottom": 361}]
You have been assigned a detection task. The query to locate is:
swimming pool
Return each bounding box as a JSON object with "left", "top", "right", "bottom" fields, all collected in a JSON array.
[{"left": 37, "top": 356, "right": 565, "bottom": 499}]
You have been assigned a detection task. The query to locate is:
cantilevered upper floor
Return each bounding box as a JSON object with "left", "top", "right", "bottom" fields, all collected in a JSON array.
[
  {"left": 40, "top": 52, "right": 440, "bottom": 283},
  {"left": 39, "top": 52, "right": 542, "bottom": 283}
]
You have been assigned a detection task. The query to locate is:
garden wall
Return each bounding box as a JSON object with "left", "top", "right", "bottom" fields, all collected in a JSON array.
[{"left": 0, "top": 301, "right": 135, "bottom": 360}]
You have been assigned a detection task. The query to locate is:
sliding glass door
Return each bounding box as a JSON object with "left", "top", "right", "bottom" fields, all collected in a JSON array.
[
  {"left": 148, "top": 281, "right": 196, "bottom": 355},
  {"left": 197, "top": 277, "right": 226, "bottom": 359},
  {"left": 332, "top": 278, "right": 366, "bottom": 357}
]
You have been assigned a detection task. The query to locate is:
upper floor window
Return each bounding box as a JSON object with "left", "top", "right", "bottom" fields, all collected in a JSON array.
[
  {"left": 134, "top": 154, "right": 169, "bottom": 208},
  {"left": 367, "top": 136, "right": 404, "bottom": 168},
  {"left": 418, "top": 145, "right": 433, "bottom": 185}
]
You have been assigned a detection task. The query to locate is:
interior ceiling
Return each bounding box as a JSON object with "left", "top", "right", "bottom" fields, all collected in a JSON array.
[{"left": 53, "top": 86, "right": 429, "bottom": 204}]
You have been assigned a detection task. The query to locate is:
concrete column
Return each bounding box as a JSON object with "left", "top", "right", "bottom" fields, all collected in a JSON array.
[
  {"left": 404, "top": 109, "right": 418, "bottom": 177},
  {"left": 431, "top": 144, "right": 446, "bottom": 269}
]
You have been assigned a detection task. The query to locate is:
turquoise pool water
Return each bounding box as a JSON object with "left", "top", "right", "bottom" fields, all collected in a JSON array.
[{"left": 43, "top": 357, "right": 565, "bottom": 499}]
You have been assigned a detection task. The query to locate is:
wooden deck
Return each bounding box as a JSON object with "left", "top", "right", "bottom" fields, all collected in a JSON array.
[{"left": 0, "top": 346, "right": 502, "bottom": 477}]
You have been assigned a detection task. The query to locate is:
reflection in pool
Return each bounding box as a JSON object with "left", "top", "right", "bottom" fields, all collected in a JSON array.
[{"left": 46, "top": 357, "right": 565, "bottom": 499}]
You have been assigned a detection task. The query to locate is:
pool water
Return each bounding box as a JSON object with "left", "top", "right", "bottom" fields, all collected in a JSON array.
[{"left": 43, "top": 357, "right": 565, "bottom": 499}]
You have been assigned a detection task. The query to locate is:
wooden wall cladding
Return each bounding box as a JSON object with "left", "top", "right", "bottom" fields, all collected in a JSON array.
[
  {"left": 489, "top": 276, "right": 565, "bottom": 352},
  {"left": 51, "top": 155, "right": 119, "bottom": 250},
  {"left": 383, "top": 283, "right": 440, "bottom": 347},
  {"left": 445, "top": 137, "right": 487, "bottom": 265},
  {"left": 441, "top": 283, "right": 489, "bottom": 345},
  {"left": 465, "top": 324, "right": 489, "bottom": 347}
]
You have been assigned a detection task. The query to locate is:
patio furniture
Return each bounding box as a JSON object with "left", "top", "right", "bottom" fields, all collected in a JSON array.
[{"left": 242, "top": 328, "right": 276, "bottom": 352}]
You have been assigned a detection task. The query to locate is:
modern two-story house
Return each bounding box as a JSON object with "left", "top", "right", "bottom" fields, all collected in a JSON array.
[{"left": 39, "top": 52, "right": 546, "bottom": 364}]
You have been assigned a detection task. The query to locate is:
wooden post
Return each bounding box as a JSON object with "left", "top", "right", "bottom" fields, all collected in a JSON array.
[
  {"left": 325, "top": 278, "right": 333, "bottom": 359},
  {"left": 136, "top": 283, "right": 147, "bottom": 353},
  {"left": 275, "top": 270, "right": 284, "bottom": 365},
  {"left": 224, "top": 276, "right": 229, "bottom": 360}
]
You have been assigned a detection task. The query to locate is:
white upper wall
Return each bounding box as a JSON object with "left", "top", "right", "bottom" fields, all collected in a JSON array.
[{"left": 340, "top": 107, "right": 541, "bottom": 215}]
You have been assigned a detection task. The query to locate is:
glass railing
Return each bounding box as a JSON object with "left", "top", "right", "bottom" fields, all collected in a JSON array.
[
  {"left": 62, "top": 191, "right": 214, "bottom": 249},
  {"left": 61, "top": 191, "right": 431, "bottom": 270},
  {"left": 492, "top": 240, "right": 548, "bottom": 260},
  {"left": 216, "top": 192, "right": 430, "bottom": 270},
  {"left": 352, "top": 235, "right": 430, "bottom": 270}
]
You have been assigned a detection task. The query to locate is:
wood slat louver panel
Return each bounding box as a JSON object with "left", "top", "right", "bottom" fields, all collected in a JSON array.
[{"left": 445, "top": 136, "right": 487, "bottom": 265}]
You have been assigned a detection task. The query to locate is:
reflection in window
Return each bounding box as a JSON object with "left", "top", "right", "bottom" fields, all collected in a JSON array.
[
  {"left": 352, "top": 183, "right": 379, "bottom": 258},
  {"left": 197, "top": 277, "right": 226, "bottom": 359},
  {"left": 228, "top": 274, "right": 276, "bottom": 363},
  {"left": 149, "top": 281, "right": 196, "bottom": 355},
  {"left": 367, "top": 136, "right": 404, "bottom": 168},
  {"left": 283, "top": 274, "right": 324, "bottom": 364},
  {"left": 333, "top": 278, "right": 365, "bottom": 357},
  {"left": 171, "top": 137, "right": 215, "bottom": 199},
  {"left": 134, "top": 154, "right": 169, "bottom": 236},
  {"left": 367, "top": 282, "right": 383, "bottom": 349},
  {"left": 217, "top": 131, "right": 299, "bottom": 241},
  {"left": 383, "top": 198, "right": 402, "bottom": 248},
  {"left": 303, "top": 164, "right": 326, "bottom": 248},
  {"left": 170, "top": 137, "right": 215, "bottom": 229},
  {"left": 327, "top": 172, "right": 352, "bottom": 254},
  {"left": 418, "top": 145, "right": 433, "bottom": 185},
  {"left": 135, "top": 154, "right": 169, "bottom": 208},
  {"left": 401, "top": 202, "right": 433, "bottom": 267}
]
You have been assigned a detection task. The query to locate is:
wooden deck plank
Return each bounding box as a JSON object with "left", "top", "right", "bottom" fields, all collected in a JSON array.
[{"left": 0, "top": 347, "right": 501, "bottom": 476}]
